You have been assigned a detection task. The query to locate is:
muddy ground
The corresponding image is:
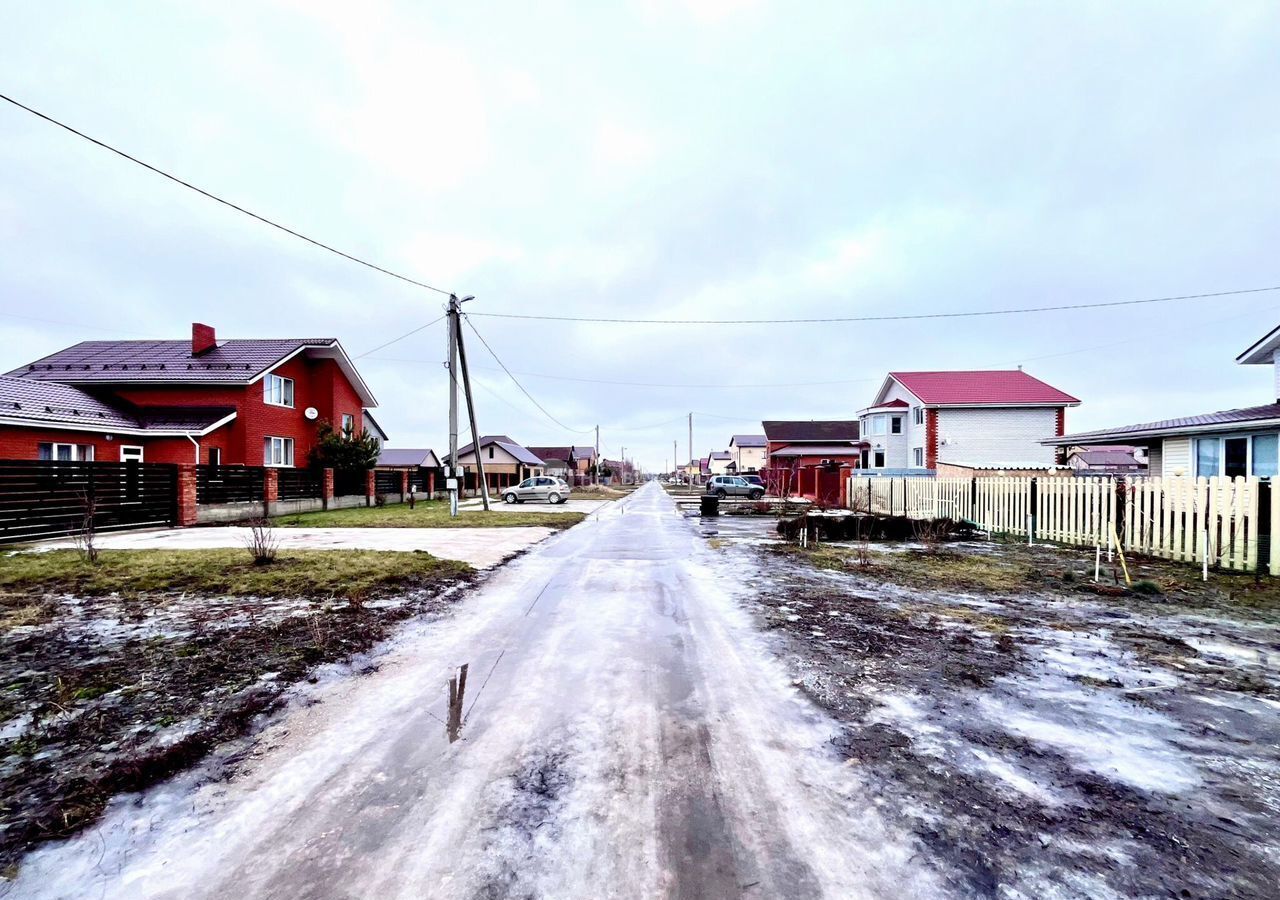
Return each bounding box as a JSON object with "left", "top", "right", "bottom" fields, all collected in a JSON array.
[
  {"left": 0, "top": 572, "right": 475, "bottom": 873},
  {"left": 711, "top": 517, "right": 1280, "bottom": 898}
]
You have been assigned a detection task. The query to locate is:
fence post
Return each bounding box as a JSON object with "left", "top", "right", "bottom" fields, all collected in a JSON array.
[
  {"left": 889, "top": 478, "right": 895, "bottom": 517},
  {"left": 322, "top": 467, "right": 335, "bottom": 510},
  {"left": 400, "top": 470, "right": 409, "bottom": 501},
  {"left": 1029, "top": 477, "right": 1038, "bottom": 543},
  {"left": 366, "top": 469, "right": 376, "bottom": 506},
  {"left": 1258, "top": 479, "right": 1273, "bottom": 578},
  {"left": 175, "top": 463, "right": 198, "bottom": 527},
  {"left": 263, "top": 468, "right": 279, "bottom": 517}
]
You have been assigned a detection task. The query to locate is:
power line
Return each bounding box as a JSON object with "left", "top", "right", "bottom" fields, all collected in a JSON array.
[
  {"left": 354, "top": 314, "right": 447, "bottom": 359},
  {"left": 462, "top": 315, "right": 594, "bottom": 435},
  {"left": 0, "top": 92, "right": 453, "bottom": 297},
  {"left": 467, "top": 285, "right": 1280, "bottom": 325},
  {"left": 363, "top": 355, "right": 876, "bottom": 389}
]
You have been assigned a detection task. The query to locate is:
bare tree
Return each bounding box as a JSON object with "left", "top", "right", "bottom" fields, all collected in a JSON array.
[
  {"left": 244, "top": 517, "right": 279, "bottom": 565},
  {"left": 73, "top": 489, "right": 99, "bottom": 565}
]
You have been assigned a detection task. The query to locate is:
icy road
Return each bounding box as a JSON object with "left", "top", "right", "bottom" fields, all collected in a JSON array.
[{"left": 11, "top": 482, "right": 937, "bottom": 899}]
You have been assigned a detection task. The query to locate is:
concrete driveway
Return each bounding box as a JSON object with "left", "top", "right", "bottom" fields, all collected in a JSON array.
[{"left": 34, "top": 526, "right": 556, "bottom": 570}]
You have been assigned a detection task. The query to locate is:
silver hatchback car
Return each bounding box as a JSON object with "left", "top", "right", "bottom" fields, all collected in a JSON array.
[{"left": 503, "top": 476, "right": 572, "bottom": 504}]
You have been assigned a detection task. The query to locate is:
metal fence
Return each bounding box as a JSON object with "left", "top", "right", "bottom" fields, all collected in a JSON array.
[
  {"left": 333, "top": 468, "right": 369, "bottom": 497},
  {"left": 277, "top": 467, "right": 322, "bottom": 501},
  {"left": 0, "top": 460, "right": 176, "bottom": 544},
  {"left": 374, "top": 470, "right": 402, "bottom": 495},
  {"left": 196, "top": 464, "right": 263, "bottom": 505}
]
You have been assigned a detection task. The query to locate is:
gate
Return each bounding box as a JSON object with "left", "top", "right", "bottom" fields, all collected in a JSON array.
[{"left": 0, "top": 459, "right": 177, "bottom": 544}]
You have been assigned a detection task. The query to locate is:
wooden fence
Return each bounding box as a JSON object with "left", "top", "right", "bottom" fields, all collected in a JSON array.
[{"left": 848, "top": 474, "right": 1272, "bottom": 574}]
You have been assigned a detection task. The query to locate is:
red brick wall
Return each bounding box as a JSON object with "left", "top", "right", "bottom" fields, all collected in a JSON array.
[
  {"left": 925, "top": 409, "right": 940, "bottom": 469},
  {"left": 1056, "top": 407, "right": 1066, "bottom": 436}
]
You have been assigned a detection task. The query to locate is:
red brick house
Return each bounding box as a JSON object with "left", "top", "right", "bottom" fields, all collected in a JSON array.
[
  {"left": 762, "top": 420, "right": 866, "bottom": 503},
  {"left": 0, "top": 323, "right": 376, "bottom": 466}
]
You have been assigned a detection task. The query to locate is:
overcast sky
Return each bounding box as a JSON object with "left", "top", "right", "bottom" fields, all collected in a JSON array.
[{"left": 3, "top": 1, "right": 1279, "bottom": 470}]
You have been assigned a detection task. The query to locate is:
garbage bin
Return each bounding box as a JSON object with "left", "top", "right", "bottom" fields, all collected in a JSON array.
[{"left": 700, "top": 493, "right": 720, "bottom": 516}]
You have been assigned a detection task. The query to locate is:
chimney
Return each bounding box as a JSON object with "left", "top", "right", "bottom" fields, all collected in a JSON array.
[{"left": 192, "top": 322, "right": 217, "bottom": 356}]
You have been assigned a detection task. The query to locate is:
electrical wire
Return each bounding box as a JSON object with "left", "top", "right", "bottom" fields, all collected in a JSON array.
[
  {"left": 462, "top": 315, "right": 594, "bottom": 435},
  {"left": 354, "top": 314, "right": 447, "bottom": 359},
  {"left": 466, "top": 285, "right": 1280, "bottom": 325},
  {"left": 0, "top": 92, "right": 453, "bottom": 297}
]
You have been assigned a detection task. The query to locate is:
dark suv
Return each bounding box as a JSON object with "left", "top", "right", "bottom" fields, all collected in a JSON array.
[{"left": 706, "top": 475, "right": 765, "bottom": 500}]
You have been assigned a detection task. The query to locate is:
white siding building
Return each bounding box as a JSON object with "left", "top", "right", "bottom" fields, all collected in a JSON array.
[
  {"left": 858, "top": 370, "right": 1080, "bottom": 472},
  {"left": 1051, "top": 324, "right": 1280, "bottom": 479}
]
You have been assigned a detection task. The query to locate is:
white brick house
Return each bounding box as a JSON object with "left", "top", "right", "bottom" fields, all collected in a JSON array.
[{"left": 857, "top": 370, "right": 1080, "bottom": 471}]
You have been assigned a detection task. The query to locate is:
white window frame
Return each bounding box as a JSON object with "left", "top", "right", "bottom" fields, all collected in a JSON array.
[
  {"left": 341, "top": 413, "right": 355, "bottom": 435},
  {"left": 119, "top": 445, "right": 144, "bottom": 463},
  {"left": 866, "top": 415, "right": 886, "bottom": 436},
  {"left": 913, "top": 406, "right": 925, "bottom": 426},
  {"left": 890, "top": 416, "right": 903, "bottom": 435},
  {"left": 264, "top": 374, "right": 295, "bottom": 408},
  {"left": 39, "top": 442, "right": 94, "bottom": 461},
  {"left": 873, "top": 449, "right": 886, "bottom": 468},
  {"left": 1194, "top": 432, "right": 1279, "bottom": 478},
  {"left": 263, "top": 435, "right": 295, "bottom": 467},
  {"left": 913, "top": 447, "right": 924, "bottom": 467}
]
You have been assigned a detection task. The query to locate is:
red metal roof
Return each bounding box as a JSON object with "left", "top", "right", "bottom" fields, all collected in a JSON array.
[{"left": 890, "top": 370, "right": 1078, "bottom": 406}]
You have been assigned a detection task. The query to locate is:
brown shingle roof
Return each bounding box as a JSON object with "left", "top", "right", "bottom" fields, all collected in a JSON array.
[
  {"left": 6, "top": 338, "right": 337, "bottom": 384},
  {"left": 762, "top": 420, "right": 861, "bottom": 442}
]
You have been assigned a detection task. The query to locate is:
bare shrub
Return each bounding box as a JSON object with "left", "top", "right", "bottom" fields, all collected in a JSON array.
[
  {"left": 73, "top": 490, "right": 99, "bottom": 565},
  {"left": 244, "top": 518, "right": 279, "bottom": 566},
  {"left": 913, "top": 518, "right": 946, "bottom": 554},
  {"left": 374, "top": 493, "right": 387, "bottom": 508}
]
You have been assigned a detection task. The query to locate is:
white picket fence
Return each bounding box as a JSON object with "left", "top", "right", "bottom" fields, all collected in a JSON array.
[{"left": 847, "top": 475, "right": 1269, "bottom": 573}]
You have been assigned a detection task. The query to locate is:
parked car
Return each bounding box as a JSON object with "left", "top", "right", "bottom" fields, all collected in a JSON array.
[
  {"left": 503, "top": 476, "right": 572, "bottom": 504},
  {"left": 706, "top": 475, "right": 764, "bottom": 500},
  {"left": 741, "top": 474, "right": 765, "bottom": 489}
]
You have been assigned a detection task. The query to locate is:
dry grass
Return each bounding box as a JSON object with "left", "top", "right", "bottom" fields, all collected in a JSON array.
[
  {"left": 0, "top": 549, "right": 472, "bottom": 607},
  {"left": 274, "top": 499, "right": 586, "bottom": 530}
]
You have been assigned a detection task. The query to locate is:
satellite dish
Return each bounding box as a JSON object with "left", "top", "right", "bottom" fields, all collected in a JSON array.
[{"left": 304, "top": 407, "right": 319, "bottom": 420}]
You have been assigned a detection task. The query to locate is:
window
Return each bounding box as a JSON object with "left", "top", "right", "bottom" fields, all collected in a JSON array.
[
  {"left": 890, "top": 417, "right": 902, "bottom": 435},
  {"left": 263, "top": 374, "right": 294, "bottom": 407},
  {"left": 488, "top": 446, "right": 495, "bottom": 459},
  {"left": 1195, "top": 438, "right": 1220, "bottom": 477},
  {"left": 914, "top": 448, "right": 924, "bottom": 467},
  {"left": 1253, "top": 434, "right": 1278, "bottom": 477},
  {"left": 38, "top": 442, "right": 93, "bottom": 461},
  {"left": 341, "top": 413, "right": 355, "bottom": 435},
  {"left": 263, "top": 436, "right": 294, "bottom": 467},
  {"left": 873, "top": 450, "right": 886, "bottom": 468},
  {"left": 120, "top": 446, "right": 144, "bottom": 463},
  {"left": 913, "top": 407, "right": 925, "bottom": 426},
  {"left": 208, "top": 447, "right": 221, "bottom": 467}
]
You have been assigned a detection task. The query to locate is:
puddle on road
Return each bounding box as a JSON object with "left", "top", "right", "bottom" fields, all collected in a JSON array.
[{"left": 447, "top": 663, "right": 468, "bottom": 743}]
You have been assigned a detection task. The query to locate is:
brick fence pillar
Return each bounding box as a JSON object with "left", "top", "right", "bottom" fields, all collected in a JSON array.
[
  {"left": 263, "top": 468, "right": 278, "bottom": 517},
  {"left": 428, "top": 469, "right": 435, "bottom": 499},
  {"left": 366, "top": 469, "right": 376, "bottom": 506},
  {"left": 322, "top": 467, "right": 335, "bottom": 510},
  {"left": 400, "top": 470, "right": 409, "bottom": 499},
  {"left": 176, "top": 463, "right": 198, "bottom": 527}
]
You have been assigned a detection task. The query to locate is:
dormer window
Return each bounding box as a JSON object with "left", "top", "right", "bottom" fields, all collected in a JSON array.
[{"left": 264, "top": 374, "right": 294, "bottom": 407}]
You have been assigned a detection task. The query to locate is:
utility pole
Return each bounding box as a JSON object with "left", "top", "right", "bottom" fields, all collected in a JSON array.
[
  {"left": 446, "top": 294, "right": 489, "bottom": 514},
  {"left": 595, "top": 424, "right": 600, "bottom": 485},
  {"left": 673, "top": 440, "right": 677, "bottom": 480},
  {"left": 452, "top": 300, "right": 490, "bottom": 511},
  {"left": 621, "top": 445, "right": 626, "bottom": 484},
  {"left": 447, "top": 298, "right": 460, "bottom": 517},
  {"left": 688, "top": 412, "right": 694, "bottom": 495}
]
